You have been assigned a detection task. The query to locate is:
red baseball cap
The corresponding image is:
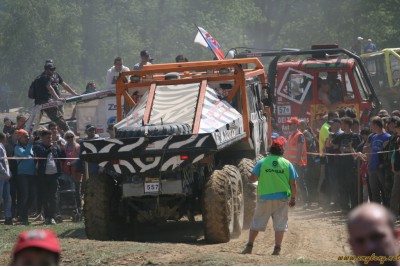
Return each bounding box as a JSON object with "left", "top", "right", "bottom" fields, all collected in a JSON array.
[
  {"left": 13, "top": 229, "right": 61, "bottom": 256},
  {"left": 15, "top": 129, "right": 29, "bottom": 137},
  {"left": 285, "top": 117, "right": 300, "bottom": 125},
  {"left": 271, "top": 137, "right": 285, "bottom": 149}
]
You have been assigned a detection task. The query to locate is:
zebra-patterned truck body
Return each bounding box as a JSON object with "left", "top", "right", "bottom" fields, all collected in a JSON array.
[
  {"left": 81, "top": 83, "right": 248, "bottom": 198},
  {"left": 80, "top": 59, "right": 270, "bottom": 237}
]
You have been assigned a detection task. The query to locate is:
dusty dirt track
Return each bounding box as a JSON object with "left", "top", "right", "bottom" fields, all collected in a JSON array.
[{"left": 58, "top": 207, "right": 352, "bottom": 266}]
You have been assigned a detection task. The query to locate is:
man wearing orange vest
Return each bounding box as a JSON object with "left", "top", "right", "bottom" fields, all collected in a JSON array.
[{"left": 285, "top": 117, "right": 309, "bottom": 207}]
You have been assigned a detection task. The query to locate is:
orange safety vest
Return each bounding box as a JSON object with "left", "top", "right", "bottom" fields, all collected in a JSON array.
[{"left": 285, "top": 130, "right": 307, "bottom": 166}]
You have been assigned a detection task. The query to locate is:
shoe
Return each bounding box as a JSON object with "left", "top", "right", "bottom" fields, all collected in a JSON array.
[
  {"left": 33, "top": 213, "right": 44, "bottom": 222},
  {"left": 20, "top": 220, "right": 30, "bottom": 225},
  {"left": 44, "top": 218, "right": 51, "bottom": 225},
  {"left": 55, "top": 215, "right": 63, "bottom": 223},
  {"left": 4, "top": 218, "right": 13, "bottom": 225},
  {"left": 272, "top": 245, "right": 281, "bottom": 255},
  {"left": 29, "top": 212, "right": 40, "bottom": 218},
  {"left": 241, "top": 244, "right": 253, "bottom": 254},
  {"left": 50, "top": 218, "right": 57, "bottom": 225}
]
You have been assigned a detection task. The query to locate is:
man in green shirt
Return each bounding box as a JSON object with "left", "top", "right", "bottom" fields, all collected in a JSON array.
[{"left": 241, "top": 137, "right": 297, "bottom": 256}]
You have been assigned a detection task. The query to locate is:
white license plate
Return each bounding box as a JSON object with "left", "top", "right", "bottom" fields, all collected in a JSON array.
[
  {"left": 277, "top": 105, "right": 291, "bottom": 115},
  {"left": 144, "top": 181, "right": 160, "bottom": 193}
]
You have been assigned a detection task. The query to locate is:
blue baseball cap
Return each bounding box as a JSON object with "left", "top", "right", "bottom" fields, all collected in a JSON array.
[
  {"left": 271, "top": 132, "right": 280, "bottom": 140},
  {"left": 3, "top": 116, "right": 12, "bottom": 122}
]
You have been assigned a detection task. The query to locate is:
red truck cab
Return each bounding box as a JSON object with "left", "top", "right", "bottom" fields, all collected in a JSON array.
[{"left": 275, "top": 57, "right": 375, "bottom": 136}]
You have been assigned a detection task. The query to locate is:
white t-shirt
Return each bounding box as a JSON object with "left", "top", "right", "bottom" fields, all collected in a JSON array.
[
  {"left": 45, "top": 152, "right": 58, "bottom": 175},
  {"left": 105, "top": 65, "right": 130, "bottom": 90}
]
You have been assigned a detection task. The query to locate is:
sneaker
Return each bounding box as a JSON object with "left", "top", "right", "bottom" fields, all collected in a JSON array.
[
  {"left": 4, "top": 218, "right": 13, "bottom": 225},
  {"left": 50, "top": 218, "right": 57, "bottom": 225},
  {"left": 44, "top": 218, "right": 51, "bottom": 225},
  {"left": 272, "top": 245, "right": 281, "bottom": 255},
  {"left": 33, "top": 213, "right": 44, "bottom": 222},
  {"left": 55, "top": 215, "right": 63, "bottom": 223},
  {"left": 20, "top": 220, "right": 30, "bottom": 226},
  {"left": 241, "top": 244, "right": 253, "bottom": 254},
  {"left": 29, "top": 212, "right": 40, "bottom": 218}
]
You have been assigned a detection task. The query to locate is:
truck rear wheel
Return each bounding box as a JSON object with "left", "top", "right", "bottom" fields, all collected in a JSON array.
[
  {"left": 238, "top": 158, "right": 257, "bottom": 229},
  {"left": 84, "top": 173, "right": 124, "bottom": 241},
  {"left": 202, "top": 169, "right": 234, "bottom": 243},
  {"left": 222, "top": 165, "right": 244, "bottom": 238}
]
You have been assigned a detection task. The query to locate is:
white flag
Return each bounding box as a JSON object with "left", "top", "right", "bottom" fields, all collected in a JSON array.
[{"left": 194, "top": 27, "right": 209, "bottom": 48}]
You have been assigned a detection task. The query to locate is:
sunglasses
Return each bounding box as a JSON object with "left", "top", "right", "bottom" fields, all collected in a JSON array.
[{"left": 65, "top": 136, "right": 74, "bottom": 139}]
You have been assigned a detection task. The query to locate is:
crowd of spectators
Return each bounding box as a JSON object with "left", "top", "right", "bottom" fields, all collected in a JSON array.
[
  {"left": 276, "top": 108, "right": 400, "bottom": 216},
  {"left": 0, "top": 115, "right": 103, "bottom": 225}
]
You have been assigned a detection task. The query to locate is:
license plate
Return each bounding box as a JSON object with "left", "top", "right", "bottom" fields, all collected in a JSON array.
[{"left": 144, "top": 178, "right": 160, "bottom": 193}]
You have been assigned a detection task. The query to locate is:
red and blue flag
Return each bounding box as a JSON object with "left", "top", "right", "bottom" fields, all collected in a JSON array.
[{"left": 194, "top": 26, "right": 225, "bottom": 60}]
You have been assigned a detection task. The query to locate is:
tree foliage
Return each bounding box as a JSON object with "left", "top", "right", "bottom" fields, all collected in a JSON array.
[{"left": 0, "top": 0, "right": 399, "bottom": 108}]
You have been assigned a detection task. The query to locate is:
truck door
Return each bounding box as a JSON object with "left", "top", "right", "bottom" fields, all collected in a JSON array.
[{"left": 246, "top": 83, "right": 263, "bottom": 155}]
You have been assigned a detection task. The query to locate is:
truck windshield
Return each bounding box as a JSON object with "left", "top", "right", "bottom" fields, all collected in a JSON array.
[
  {"left": 353, "top": 66, "right": 369, "bottom": 101},
  {"left": 390, "top": 53, "right": 400, "bottom": 84}
]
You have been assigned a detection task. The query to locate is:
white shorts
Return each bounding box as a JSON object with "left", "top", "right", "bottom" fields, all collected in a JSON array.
[{"left": 250, "top": 199, "right": 289, "bottom": 232}]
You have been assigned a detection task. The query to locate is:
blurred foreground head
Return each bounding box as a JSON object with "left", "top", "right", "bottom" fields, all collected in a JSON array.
[
  {"left": 347, "top": 203, "right": 400, "bottom": 266},
  {"left": 11, "top": 229, "right": 61, "bottom": 266}
]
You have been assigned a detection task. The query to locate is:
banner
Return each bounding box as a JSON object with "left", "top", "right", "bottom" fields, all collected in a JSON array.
[{"left": 194, "top": 25, "right": 225, "bottom": 60}]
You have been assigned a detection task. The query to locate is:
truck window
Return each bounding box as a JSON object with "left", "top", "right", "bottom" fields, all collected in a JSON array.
[
  {"left": 317, "top": 72, "right": 344, "bottom": 106},
  {"left": 365, "top": 59, "right": 377, "bottom": 75},
  {"left": 390, "top": 54, "right": 400, "bottom": 84},
  {"left": 344, "top": 73, "right": 355, "bottom": 100},
  {"left": 276, "top": 70, "right": 313, "bottom": 104},
  {"left": 353, "top": 67, "right": 369, "bottom": 101}
]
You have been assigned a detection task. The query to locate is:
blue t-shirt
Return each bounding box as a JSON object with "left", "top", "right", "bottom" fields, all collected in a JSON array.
[
  {"left": 368, "top": 132, "right": 391, "bottom": 171},
  {"left": 253, "top": 158, "right": 298, "bottom": 200}
]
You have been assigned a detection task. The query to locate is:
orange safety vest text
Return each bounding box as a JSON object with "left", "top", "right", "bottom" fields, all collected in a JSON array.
[{"left": 285, "top": 130, "right": 307, "bottom": 166}]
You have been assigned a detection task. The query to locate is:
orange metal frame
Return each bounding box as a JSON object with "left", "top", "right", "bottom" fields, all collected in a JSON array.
[{"left": 115, "top": 58, "right": 267, "bottom": 139}]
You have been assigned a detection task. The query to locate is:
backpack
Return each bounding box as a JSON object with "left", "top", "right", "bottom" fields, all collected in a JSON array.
[{"left": 28, "top": 75, "right": 41, "bottom": 99}]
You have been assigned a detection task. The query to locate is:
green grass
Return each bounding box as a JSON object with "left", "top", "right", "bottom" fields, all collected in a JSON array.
[{"left": 0, "top": 221, "right": 85, "bottom": 265}]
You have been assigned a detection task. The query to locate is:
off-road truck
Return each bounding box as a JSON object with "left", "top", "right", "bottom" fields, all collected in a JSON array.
[
  {"left": 361, "top": 48, "right": 400, "bottom": 110},
  {"left": 79, "top": 58, "right": 271, "bottom": 243},
  {"left": 234, "top": 44, "right": 380, "bottom": 136}
]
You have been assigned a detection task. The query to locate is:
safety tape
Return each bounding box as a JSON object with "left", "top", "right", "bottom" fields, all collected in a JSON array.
[
  {"left": 1, "top": 157, "right": 79, "bottom": 160},
  {"left": 2, "top": 148, "right": 400, "bottom": 160},
  {"left": 307, "top": 148, "right": 400, "bottom": 157}
]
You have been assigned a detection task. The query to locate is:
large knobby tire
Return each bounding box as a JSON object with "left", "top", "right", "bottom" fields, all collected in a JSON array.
[
  {"left": 223, "top": 165, "right": 244, "bottom": 238},
  {"left": 238, "top": 158, "right": 257, "bottom": 229},
  {"left": 202, "top": 169, "right": 234, "bottom": 243},
  {"left": 116, "top": 122, "right": 192, "bottom": 138},
  {"left": 84, "top": 173, "right": 124, "bottom": 241},
  {"left": 254, "top": 154, "right": 265, "bottom": 164}
]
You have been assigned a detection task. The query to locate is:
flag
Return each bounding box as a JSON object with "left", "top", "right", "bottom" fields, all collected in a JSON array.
[{"left": 194, "top": 26, "right": 225, "bottom": 60}]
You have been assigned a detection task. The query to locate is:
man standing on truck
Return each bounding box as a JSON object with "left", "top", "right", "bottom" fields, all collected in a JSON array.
[
  {"left": 35, "top": 61, "right": 79, "bottom": 132},
  {"left": 285, "top": 117, "right": 309, "bottom": 207},
  {"left": 105, "top": 57, "right": 130, "bottom": 90},
  {"left": 133, "top": 50, "right": 153, "bottom": 70},
  {"left": 241, "top": 137, "right": 297, "bottom": 256}
]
